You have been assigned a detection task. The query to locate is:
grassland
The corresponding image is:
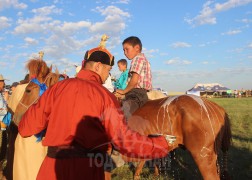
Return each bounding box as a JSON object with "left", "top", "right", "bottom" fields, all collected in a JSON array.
[{"left": 111, "top": 97, "right": 252, "bottom": 180}]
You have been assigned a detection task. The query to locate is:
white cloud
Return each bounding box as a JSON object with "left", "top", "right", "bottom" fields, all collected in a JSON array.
[
  {"left": 185, "top": 0, "right": 252, "bottom": 26},
  {"left": 94, "top": 5, "right": 130, "bottom": 17},
  {"left": 0, "top": 0, "right": 27, "bottom": 11},
  {"left": 171, "top": 42, "right": 191, "bottom": 48},
  {"left": 60, "top": 21, "right": 91, "bottom": 34},
  {"left": 13, "top": 5, "right": 62, "bottom": 35},
  {"left": 90, "top": 6, "right": 130, "bottom": 34},
  {"left": 0, "top": 16, "right": 11, "bottom": 30},
  {"left": 0, "top": 45, "right": 14, "bottom": 52},
  {"left": 17, "top": 11, "right": 23, "bottom": 16},
  {"left": 13, "top": 17, "right": 54, "bottom": 34},
  {"left": 222, "top": 29, "right": 242, "bottom": 35},
  {"left": 202, "top": 61, "right": 209, "bottom": 64},
  {"left": 0, "top": 61, "right": 8, "bottom": 67},
  {"left": 142, "top": 48, "right": 159, "bottom": 58},
  {"left": 199, "top": 40, "right": 218, "bottom": 47},
  {"left": 164, "top": 57, "right": 192, "bottom": 65},
  {"left": 24, "top": 37, "right": 39, "bottom": 45},
  {"left": 31, "top": 5, "right": 62, "bottom": 16},
  {"left": 10, "top": 4, "right": 130, "bottom": 70},
  {"left": 248, "top": 43, "right": 252, "bottom": 48},
  {"left": 239, "top": 18, "right": 252, "bottom": 23},
  {"left": 112, "top": 0, "right": 130, "bottom": 4}
]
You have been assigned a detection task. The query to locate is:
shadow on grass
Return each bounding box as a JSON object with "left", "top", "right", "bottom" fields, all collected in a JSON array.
[{"left": 112, "top": 143, "right": 252, "bottom": 180}]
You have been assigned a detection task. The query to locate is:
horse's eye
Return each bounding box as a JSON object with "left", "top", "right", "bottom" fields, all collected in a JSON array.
[{"left": 26, "top": 89, "right": 31, "bottom": 93}]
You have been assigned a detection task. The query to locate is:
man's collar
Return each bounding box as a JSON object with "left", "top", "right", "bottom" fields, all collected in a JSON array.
[{"left": 76, "top": 69, "right": 103, "bottom": 84}]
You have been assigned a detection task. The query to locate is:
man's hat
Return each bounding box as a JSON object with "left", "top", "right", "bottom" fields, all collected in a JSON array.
[
  {"left": 0, "top": 74, "right": 8, "bottom": 81},
  {"left": 83, "top": 35, "right": 114, "bottom": 66},
  {"left": 84, "top": 47, "right": 114, "bottom": 66}
]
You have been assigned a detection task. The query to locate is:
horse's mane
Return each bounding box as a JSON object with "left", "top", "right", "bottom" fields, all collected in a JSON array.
[{"left": 26, "top": 59, "right": 50, "bottom": 78}]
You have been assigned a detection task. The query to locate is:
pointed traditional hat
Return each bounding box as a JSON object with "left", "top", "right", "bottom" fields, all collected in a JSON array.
[{"left": 83, "top": 34, "right": 114, "bottom": 66}]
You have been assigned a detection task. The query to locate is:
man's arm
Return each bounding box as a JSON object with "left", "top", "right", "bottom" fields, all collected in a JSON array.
[
  {"left": 102, "top": 98, "right": 173, "bottom": 159},
  {"left": 116, "top": 72, "right": 139, "bottom": 94}
]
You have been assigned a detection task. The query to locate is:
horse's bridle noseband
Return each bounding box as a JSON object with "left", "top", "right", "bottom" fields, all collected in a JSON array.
[{"left": 18, "top": 76, "right": 49, "bottom": 110}]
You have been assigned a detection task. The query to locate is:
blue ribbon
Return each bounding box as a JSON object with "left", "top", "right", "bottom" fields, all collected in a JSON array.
[
  {"left": 31, "top": 78, "right": 47, "bottom": 96},
  {"left": 31, "top": 78, "right": 48, "bottom": 142}
]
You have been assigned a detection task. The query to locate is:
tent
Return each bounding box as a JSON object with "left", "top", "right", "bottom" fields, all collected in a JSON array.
[{"left": 186, "top": 83, "right": 231, "bottom": 97}]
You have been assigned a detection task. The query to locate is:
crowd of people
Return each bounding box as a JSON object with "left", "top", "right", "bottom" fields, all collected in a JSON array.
[{"left": 0, "top": 36, "right": 175, "bottom": 180}]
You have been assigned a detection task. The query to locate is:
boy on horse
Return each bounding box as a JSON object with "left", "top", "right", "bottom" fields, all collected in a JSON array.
[{"left": 116, "top": 36, "right": 152, "bottom": 119}]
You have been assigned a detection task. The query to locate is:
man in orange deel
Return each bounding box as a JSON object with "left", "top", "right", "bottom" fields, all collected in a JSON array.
[{"left": 18, "top": 37, "right": 176, "bottom": 180}]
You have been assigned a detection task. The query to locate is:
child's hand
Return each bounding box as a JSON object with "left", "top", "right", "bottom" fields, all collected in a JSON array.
[
  {"left": 116, "top": 89, "right": 125, "bottom": 95},
  {"left": 114, "top": 92, "right": 125, "bottom": 100}
]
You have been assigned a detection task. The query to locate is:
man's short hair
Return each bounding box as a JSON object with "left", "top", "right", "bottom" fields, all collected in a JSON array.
[
  {"left": 117, "top": 59, "right": 127, "bottom": 67},
  {"left": 122, "top": 36, "right": 142, "bottom": 51}
]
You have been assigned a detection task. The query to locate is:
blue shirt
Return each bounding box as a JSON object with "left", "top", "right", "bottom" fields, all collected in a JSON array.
[{"left": 114, "top": 69, "right": 129, "bottom": 90}]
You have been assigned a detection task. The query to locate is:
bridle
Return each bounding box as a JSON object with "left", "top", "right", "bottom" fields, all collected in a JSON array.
[{"left": 18, "top": 73, "right": 54, "bottom": 110}]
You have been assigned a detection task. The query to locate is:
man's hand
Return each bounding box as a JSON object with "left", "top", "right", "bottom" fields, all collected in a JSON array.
[
  {"left": 163, "top": 135, "right": 176, "bottom": 145},
  {"left": 148, "top": 134, "right": 176, "bottom": 143}
]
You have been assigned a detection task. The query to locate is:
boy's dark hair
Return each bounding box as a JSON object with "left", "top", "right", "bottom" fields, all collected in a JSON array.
[
  {"left": 122, "top": 36, "right": 142, "bottom": 51},
  {"left": 117, "top": 59, "right": 127, "bottom": 68}
]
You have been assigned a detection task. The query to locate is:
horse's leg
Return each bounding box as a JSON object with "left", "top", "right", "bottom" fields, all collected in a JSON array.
[
  {"left": 191, "top": 149, "right": 219, "bottom": 180},
  {"left": 153, "top": 164, "right": 159, "bottom": 176},
  {"left": 134, "top": 160, "right": 145, "bottom": 180},
  {"left": 104, "top": 172, "right": 111, "bottom": 180}
]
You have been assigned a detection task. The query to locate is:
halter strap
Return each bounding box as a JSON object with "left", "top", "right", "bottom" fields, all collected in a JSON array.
[
  {"left": 17, "top": 78, "right": 49, "bottom": 142},
  {"left": 18, "top": 78, "right": 48, "bottom": 110}
]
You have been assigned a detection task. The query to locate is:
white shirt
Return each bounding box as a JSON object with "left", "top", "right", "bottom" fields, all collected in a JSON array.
[
  {"left": 103, "top": 75, "right": 114, "bottom": 93},
  {"left": 0, "top": 92, "right": 7, "bottom": 121}
]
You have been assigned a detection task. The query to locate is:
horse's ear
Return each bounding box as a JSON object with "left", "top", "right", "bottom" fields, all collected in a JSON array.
[
  {"left": 49, "top": 65, "right": 52, "bottom": 72},
  {"left": 55, "top": 66, "right": 59, "bottom": 74}
]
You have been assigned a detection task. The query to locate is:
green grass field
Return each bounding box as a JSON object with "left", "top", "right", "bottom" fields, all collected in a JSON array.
[{"left": 111, "top": 98, "right": 252, "bottom": 180}]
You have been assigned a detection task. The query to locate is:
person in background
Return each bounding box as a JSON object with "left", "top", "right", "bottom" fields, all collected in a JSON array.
[
  {"left": 114, "top": 59, "right": 129, "bottom": 90},
  {"left": 0, "top": 74, "right": 8, "bottom": 180},
  {"left": 10, "top": 82, "right": 19, "bottom": 94},
  {"left": 115, "top": 36, "right": 152, "bottom": 119},
  {"left": 3, "top": 74, "right": 31, "bottom": 180},
  {"left": 18, "top": 42, "right": 175, "bottom": 180}
]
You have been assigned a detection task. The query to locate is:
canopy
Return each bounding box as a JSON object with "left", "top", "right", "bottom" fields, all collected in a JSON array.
[{"left": 186, "top": 83, "right": 231, "bottom": 96}]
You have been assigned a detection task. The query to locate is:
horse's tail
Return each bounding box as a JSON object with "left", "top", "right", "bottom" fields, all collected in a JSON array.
[
  {"left": 221, "top": 113, "right": 232, "bottom": 152},
  {"left": 221, "top": 113, "right": 232, "bottom": 180}
]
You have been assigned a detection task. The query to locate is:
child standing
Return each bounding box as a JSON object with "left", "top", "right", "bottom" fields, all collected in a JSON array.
[
  {"left": 114, "top": 59, "right": 129, "bottom": 90},
  {"left": 116, "top": 36, "right": 152, "bottom": 118}
]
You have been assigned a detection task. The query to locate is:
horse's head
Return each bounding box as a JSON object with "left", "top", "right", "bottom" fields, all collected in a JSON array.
[
  {"left": 13, "top": 59, "right": 63, "bottom": 126},
  {"left": 26, "top": 59, "right": 51, "bottom": 81}
]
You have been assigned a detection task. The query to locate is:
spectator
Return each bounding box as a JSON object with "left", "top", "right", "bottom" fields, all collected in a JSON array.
[{"left": 114, "top": 59, "right": 129, "bottom": 90}]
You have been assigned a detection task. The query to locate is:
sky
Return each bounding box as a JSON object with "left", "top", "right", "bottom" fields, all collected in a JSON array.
[{"left": 0, "top": 0, "right": 252, "bottom": 92}]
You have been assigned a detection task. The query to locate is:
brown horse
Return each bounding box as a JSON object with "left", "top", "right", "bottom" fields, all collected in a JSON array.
[
  {"left": 5, "top": 59, "right": 61, "bottom": 180},
  {"left": 13, "top": 59, "right": 60, "bottom": 125},
  {"left": 124, "top": 94, "right": 231, "bottom": 180}
]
